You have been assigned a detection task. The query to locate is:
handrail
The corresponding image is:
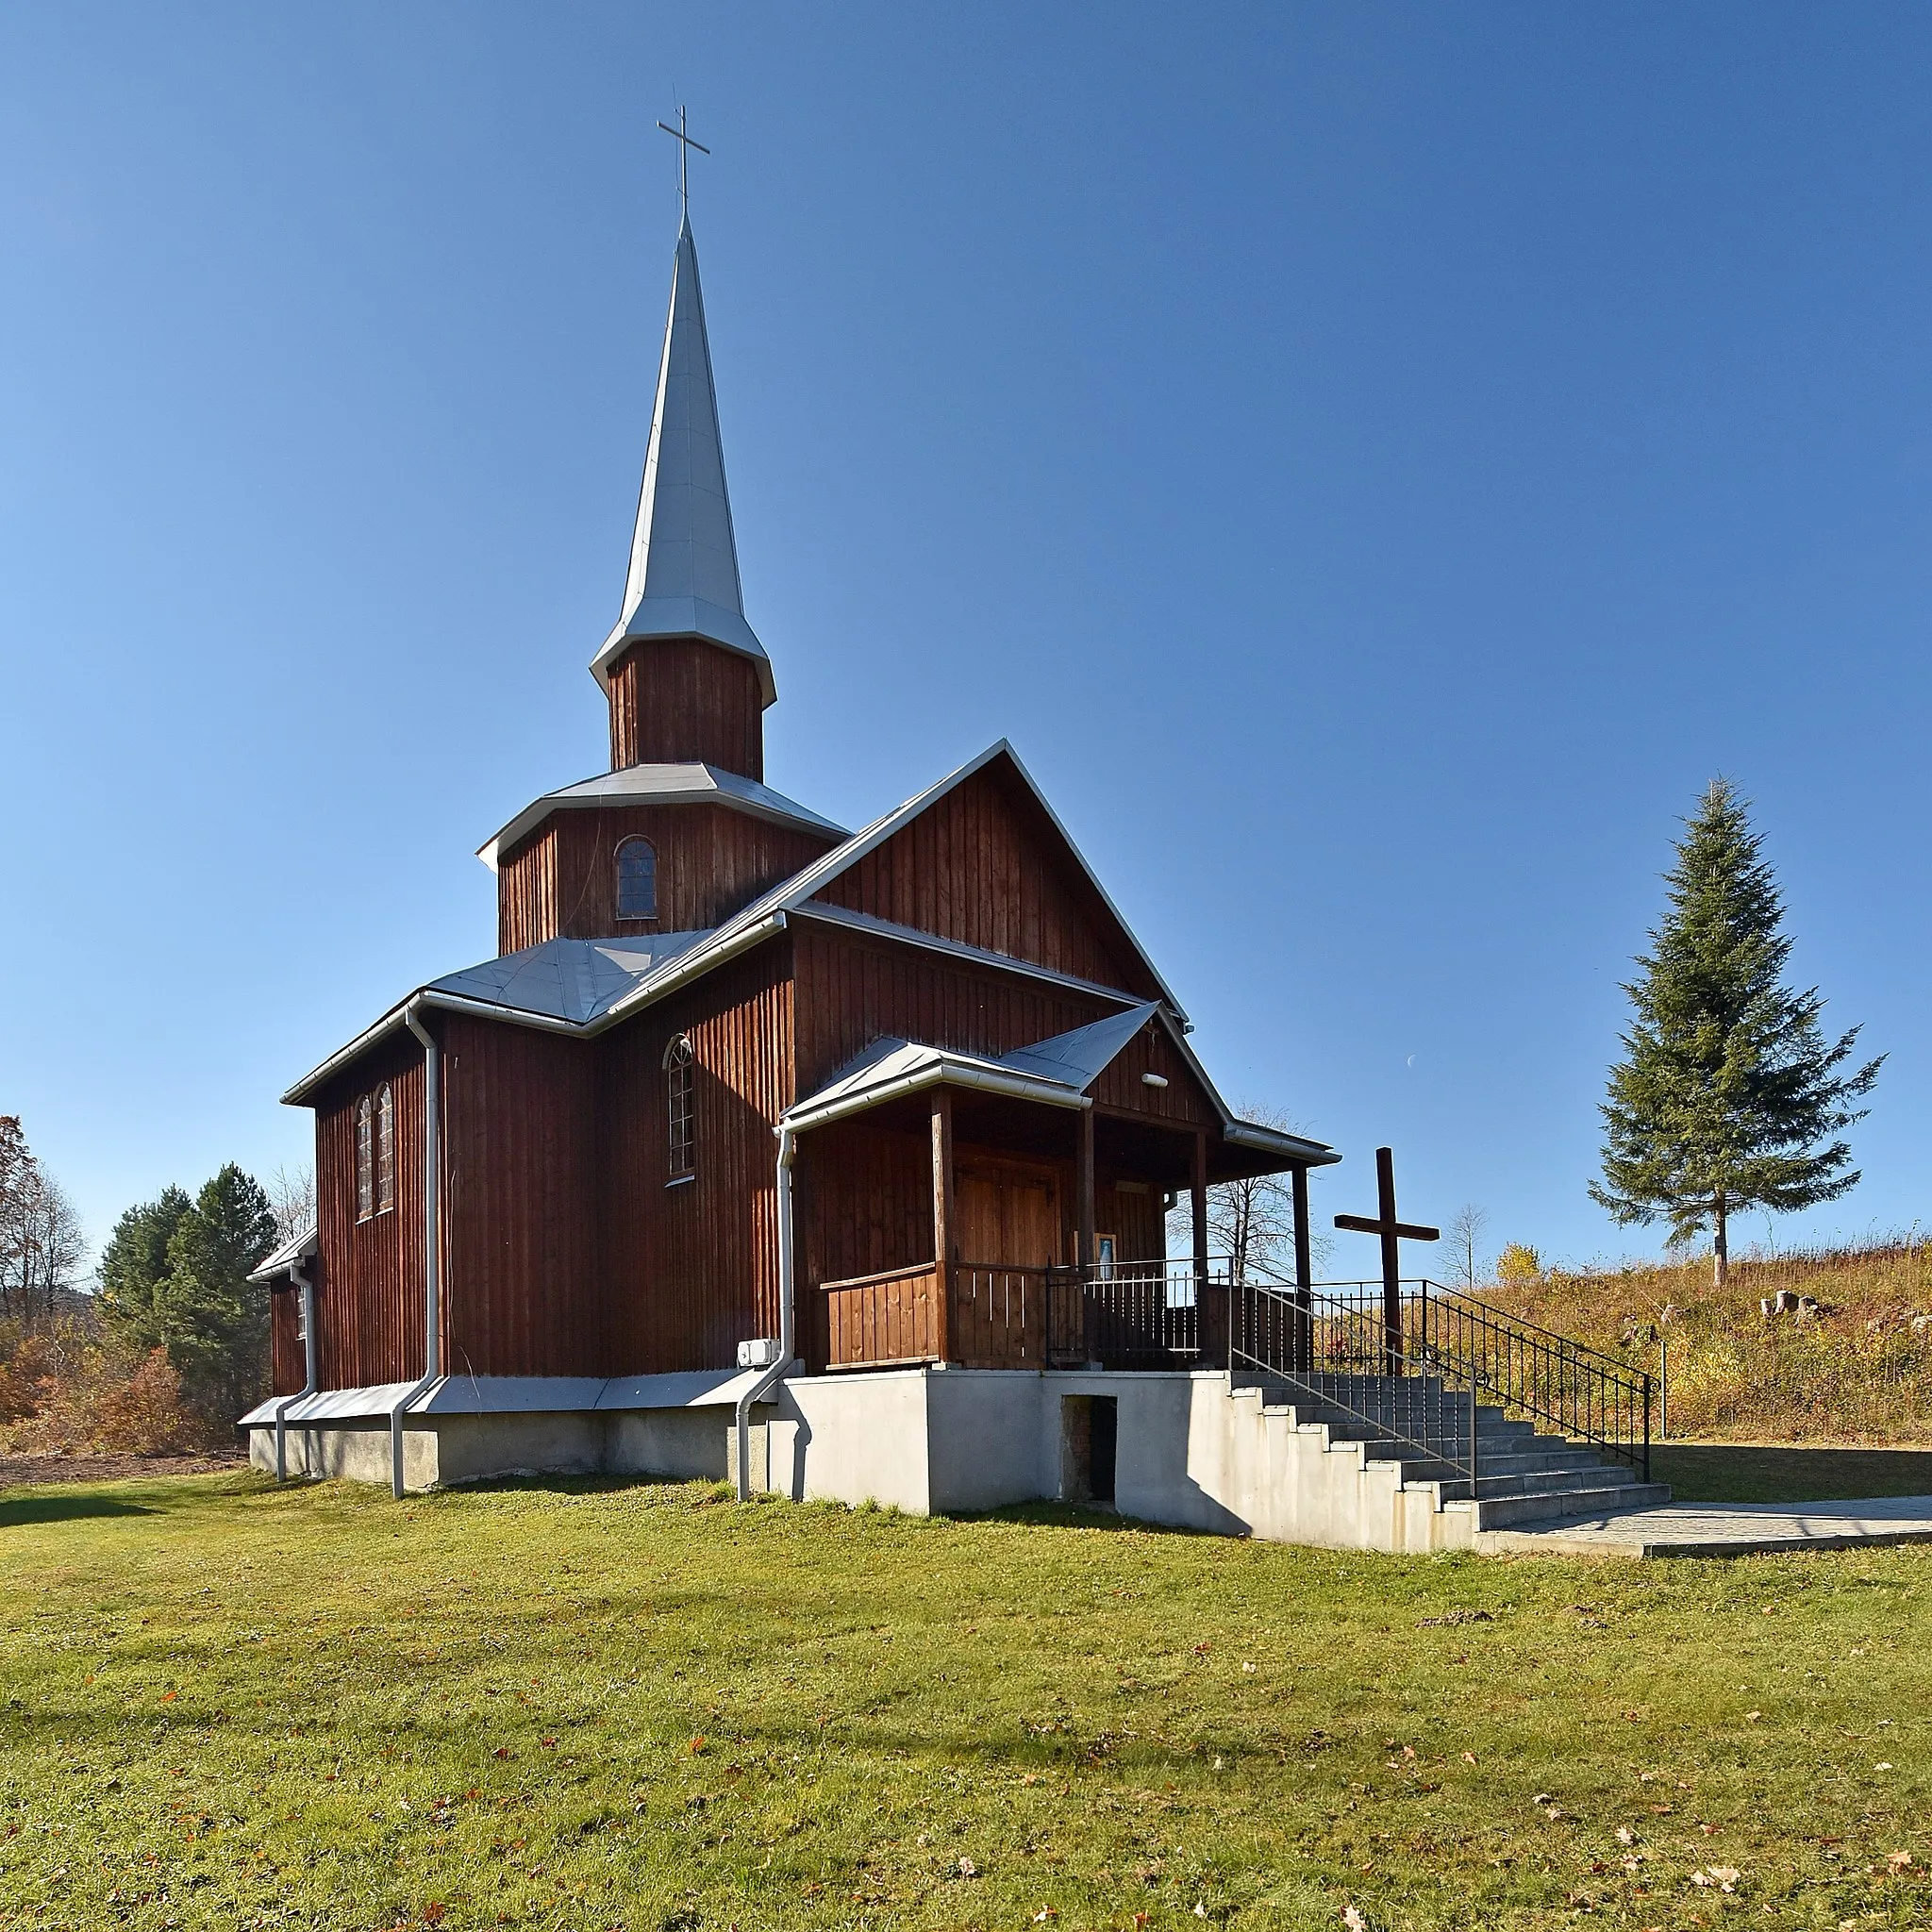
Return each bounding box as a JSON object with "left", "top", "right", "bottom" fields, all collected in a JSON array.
[
  {"left": 1226, "top": 1280, "right": 1480, "bottom": 1486},
  {"left": 1221, "top": 1274, "right": 1652, "bottom": 1482}
]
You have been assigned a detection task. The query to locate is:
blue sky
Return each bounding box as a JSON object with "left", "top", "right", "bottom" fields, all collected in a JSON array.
[{"left": 4, "top": 3, "right": 1928, "bottom": 1271}]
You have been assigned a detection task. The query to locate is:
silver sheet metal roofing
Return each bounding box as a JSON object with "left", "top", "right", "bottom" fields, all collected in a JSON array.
[
  {"left": 430, "top": 932, "right": 711, "bottom": 1025},
  {"left": 286, "top": 742, "right": 1196, "bottom": 1106},
  {"left": 590, "top": 217, "right": 774, "bottom": 703},
  {"left": 478, "top": 762, "right": 845, "bottom": 871}
]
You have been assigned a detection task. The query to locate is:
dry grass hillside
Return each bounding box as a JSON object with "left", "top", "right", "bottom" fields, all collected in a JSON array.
[{"left": 1474, "top": 1241, "right": 1932, "bottom": 1444}]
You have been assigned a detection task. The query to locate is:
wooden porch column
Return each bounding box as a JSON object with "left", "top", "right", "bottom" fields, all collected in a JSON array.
[
  {"left": 1076, "top": 1107, "right": 1095, "bottom": 1270},
  {"left": 1291, "top": 1162, "right": 1313, "bottom": 1374},
  {"left": 931, "top": 1088, "right": 955, "bottom": 1364},
  {"left": 1190, "top": 1128, "right": 1209, "bottom": 1286}
]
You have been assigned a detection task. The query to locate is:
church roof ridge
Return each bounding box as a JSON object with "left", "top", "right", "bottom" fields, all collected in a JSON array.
[{"left": 590, "top": 216, "right": 775, "bottom": 704}]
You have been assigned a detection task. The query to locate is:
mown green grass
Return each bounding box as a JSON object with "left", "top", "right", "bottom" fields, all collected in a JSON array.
[
  {"left": 1652, "top": 1442, "right": 1932, "bottom": 1505},
  {"left": 2, "top": 1473, "right": 1928, "bottom": 1932}
]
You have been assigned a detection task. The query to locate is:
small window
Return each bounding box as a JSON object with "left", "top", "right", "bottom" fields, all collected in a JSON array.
[
  {"left": 375, "top": 1082, "right": 396, "bottom": 1214},
  {"left": 355, "top": 1094, "right": 375, "bottom": 1222},
  {"left": 615, "top": 836, "right": 658, "bottom": 920},
  {"left": 1095, "top": 1233, "right": 1117, "bottom": 1282},
  {"left": 665, "top": 1033, "right": 695, "bottom": 1180}
]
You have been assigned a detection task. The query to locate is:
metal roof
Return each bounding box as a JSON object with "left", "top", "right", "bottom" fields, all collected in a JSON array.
[
  {"left": 590, "top": 217, "right": 774, "bottom": 704},
  {"left": 238, "top": 1367, "right": 767, "bottom": 1427},
  {"left": 998, "top": 1002, "right": 1162, "bottom": 1089},
  {"left": 428, "top": 931, "right": 711, "bottom": 1026},
  {"left": 246, "top": 1222, "right": 318, "bottom": 1285},
  {"left": 478, "top": 762, "right": 845, "bottom": 871}
]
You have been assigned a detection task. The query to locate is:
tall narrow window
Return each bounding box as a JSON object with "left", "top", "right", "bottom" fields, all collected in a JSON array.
[
  {"left": 665, "top": 1034, "right": 695, "bottom": 1181},
  {"left": 355, "top": 1094, "right": 375, "bottom": 1222},
  {"left": 615, "top": 836, "right": 658, "bottom": 920},
  {"left": 375, "top": 1082, "right": 396, "bottom": 1214}
]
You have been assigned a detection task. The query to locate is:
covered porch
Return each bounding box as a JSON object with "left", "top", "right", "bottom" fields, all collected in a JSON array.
[{"left": 784, "top": 1009, "right": 1335, "bottom": 1375}]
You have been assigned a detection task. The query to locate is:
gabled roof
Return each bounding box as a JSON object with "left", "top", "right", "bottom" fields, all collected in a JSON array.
[
  {"left": 622, "top": 740, "right": 1188, "bottom": 1024},
  {"left": 590, "top": 217, "right": 774, "bottom": 704},
  {"left": 286, "top": 743, "right": 1191, "bottom": 1105},
  {"left": 479, "top": 763, "right": 844, "bottom": 871},
  {"left": 782, "top": 1003, "right": 1338, "bottom": 1168}
]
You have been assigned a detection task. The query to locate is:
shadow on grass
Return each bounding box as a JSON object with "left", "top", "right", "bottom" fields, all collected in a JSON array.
[
  {"left": 1654, "top": 1442, "right": 1932, "bottom": 1505},
  {"left": 0, "top": 1493, "right": 158, "bottom": 1528}
]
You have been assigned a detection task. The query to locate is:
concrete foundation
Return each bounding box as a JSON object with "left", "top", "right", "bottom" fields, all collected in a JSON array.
[{"left": 245, "top": 1367, "right": 1480, "bottom": 1552}]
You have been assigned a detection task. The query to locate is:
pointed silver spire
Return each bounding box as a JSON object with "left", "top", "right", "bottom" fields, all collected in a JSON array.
[{"left": 591, "top": 217, "right": 774, "bottom": 704}]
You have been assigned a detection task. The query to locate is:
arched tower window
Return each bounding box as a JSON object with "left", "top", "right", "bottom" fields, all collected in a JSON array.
[
  {"left": 375, "top": 1082, "right": 396, "bottom": 1214},
  {"left": 664, "top": 1034, "right": 695, "bottom": 1180},
  {"left": 355, "top": 1094, "right": 375, "bottom": 1222},
  {"left": 615, "top": 836, "right": 658, "bottom": 921}
]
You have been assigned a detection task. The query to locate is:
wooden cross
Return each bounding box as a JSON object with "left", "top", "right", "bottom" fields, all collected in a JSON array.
[
  {"left": 1334, "top": 1146, "right": 1440, "bottom": 1374},
  {"left": 657, "top": 105, "right": 710, "bottom": 220}
]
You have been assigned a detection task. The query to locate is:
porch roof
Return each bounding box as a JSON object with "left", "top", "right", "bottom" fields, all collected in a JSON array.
[{"left": 785, "top": 1005, "right": 1339, "bottom": 1170}]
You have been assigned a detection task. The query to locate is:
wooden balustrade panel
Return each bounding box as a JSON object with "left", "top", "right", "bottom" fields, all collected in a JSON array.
[
  {"left": 824, "top": 1263, "right": 941, "bottom": 1369},
  {"left": 951, "top": 1264, "right": 1047, "bottom": 1370}
]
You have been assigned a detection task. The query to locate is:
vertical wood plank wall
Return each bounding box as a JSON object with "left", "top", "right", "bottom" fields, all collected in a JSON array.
[
  {"left": 310, "top": 1033, "right": 426, "bottom": 1390},
  {"left": 791, "top": 921, "right": 1123, "bottom": 1098},
  {"left": 499, "top": 805, "right": 835, "bottom": 953},
  {"left": 808, "top": 762, "right": 1163, "bottom": 998},
  {"left": 599, "top": 939, "right": 795, "bottom": 1370},
  {"left": 441, "top": 1016, "right": 603, "bottom": 1376},
  {"left": 606, "top": 640, "right": 766, "bottom": 778}
]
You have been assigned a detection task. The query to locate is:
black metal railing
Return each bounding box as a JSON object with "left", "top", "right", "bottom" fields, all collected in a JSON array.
[
  {"left": 1226, "top": 1274, "right": 1652, "bottom": 1482},
  {"left": 1044, "top": 1257, "right": 1219, "bottom": 1369}
]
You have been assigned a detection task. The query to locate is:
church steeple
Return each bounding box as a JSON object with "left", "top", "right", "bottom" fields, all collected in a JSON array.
[{"left": 591, "top": 208, "right": 775, "bottom": 777}]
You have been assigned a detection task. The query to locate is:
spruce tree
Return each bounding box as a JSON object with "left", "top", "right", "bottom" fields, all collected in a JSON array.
[
  {"left": 1591, "top": 779, "right": 1881, "bottom": 1285},
  {"left": 157, "top": 1166, "right": 277, "bottom": 1423},
  {"left": 96, "top": 1187, "right": 193, "bottom": 1352}
]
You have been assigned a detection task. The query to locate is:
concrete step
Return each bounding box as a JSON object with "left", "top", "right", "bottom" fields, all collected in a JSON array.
[{"left": 1471, "top": 1480, "right": 1673, "bottom": 1529}]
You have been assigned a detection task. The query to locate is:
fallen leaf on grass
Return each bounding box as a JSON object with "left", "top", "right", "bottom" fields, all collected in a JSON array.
[
  {"left": 1342, "top": 1908, "right": 1368, "bottom": 1932},
  {"left": 1616, "top": 1826, "right": 1636, "bottom": 1846},
  {"left": 1032, "top": 1910, "right": 1058, "bottom": 1924},
  {"left": 1888, "top": 1850, "right": 1914, "bottom": 1872},
  {"left": 1744, "top": 1710, "right": 1761, "bottom": 1723},
  {"left": 690, "top": 1736, "right": 708, "bottom": 1755},
  {"left": 1461, "top": 1751, "right": 1478, "bottom": 1766},
  {"left": 1690, "top": 1866, "right": 1740, "bottom": 1893},
  {"left": 957, "top": 1857, "right": 977, "bottom": 1878}
]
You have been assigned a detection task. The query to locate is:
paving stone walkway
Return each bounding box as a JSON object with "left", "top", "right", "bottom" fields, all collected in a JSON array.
[{"left": 1475, "top": 1493, "right": 1932, "bottom": 1558}]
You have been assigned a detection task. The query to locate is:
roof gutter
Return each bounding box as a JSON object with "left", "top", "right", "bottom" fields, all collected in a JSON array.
[
  {"left": 283, "top": 916, "right": 790, "bottom": 1108},
  {"left": 734, "top": 1124, "right": 798, "bottom": 1501},
  {"left": 271, "top": 1257, "right": 317, "bottom": 1481},
  {"left": 390, "top": 1000, "right": 443, "bottom": 1498}
]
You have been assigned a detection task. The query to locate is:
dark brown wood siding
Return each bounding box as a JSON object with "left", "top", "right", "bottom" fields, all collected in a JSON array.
[
  {"left": 808, "top": 760, "right": 1162, "bottom": 998},
  {"left": 310, "top": 1031, "right": 427, "bottom": 1390},
  {"left": 498, "top": 804, "right": 834, "bottom": 952},
  {"left": 441, "top": 1016, "right": 603, "bottom": 1377},
  {"left": 599, "top": 937, "right": 795, "bottom": 1371},
  {"left": 791, "top": 919, "right": 1124, "bottom": 1100},
  {"left": 1088, "top": 1019, "right": 1215, "bottom": 1126},
  {"left": 607, "top": 638, "right": 765, "bottom": 778}
]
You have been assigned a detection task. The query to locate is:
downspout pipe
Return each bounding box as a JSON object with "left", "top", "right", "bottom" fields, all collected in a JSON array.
[
  {"left": 271, "top": 1258, "right": 317, "bottom": 1481},
  {"left": 391, "top": 1002, "right": 443, "bottom": 1499},
  {"left": 735, "top": 1124, "right": 798, "bottom": 1501}
]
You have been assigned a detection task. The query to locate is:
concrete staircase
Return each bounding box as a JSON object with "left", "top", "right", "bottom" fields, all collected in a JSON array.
[{"left": 1238, "top": 1372, "right": 1670, "bottom": 1532}]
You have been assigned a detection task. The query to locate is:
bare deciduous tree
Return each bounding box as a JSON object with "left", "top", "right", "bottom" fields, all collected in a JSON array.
[
  {"left": 264, "top": 1164, "right": 317, "bottom": 1247},
  {"left": 1165, "top": 1103, "right": 1331, "bottom": 1283},
  {"left": 0, "top": 1117, "right": 88, "bottom": 1327},
  {"left": 1444, "top": 1203, "right": 1490, "bottom": 1289}
]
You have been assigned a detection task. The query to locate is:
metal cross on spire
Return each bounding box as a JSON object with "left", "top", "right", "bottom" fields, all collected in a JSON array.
[{"left": 657, "top": 105, "right": 710, "bottom": 221}]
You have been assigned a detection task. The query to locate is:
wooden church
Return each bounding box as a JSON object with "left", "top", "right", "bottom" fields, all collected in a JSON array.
[{"left": 247, "top": 192, "right": 1664, "bottom": 1548}]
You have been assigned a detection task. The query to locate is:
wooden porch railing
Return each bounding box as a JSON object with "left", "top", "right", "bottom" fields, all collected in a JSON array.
[
  {"left": 822, "top": 1261, "right": 942, "bottom": 1369},
  {"left": 819, "top": 1258, "right": 1222, "bottom": 1373}
]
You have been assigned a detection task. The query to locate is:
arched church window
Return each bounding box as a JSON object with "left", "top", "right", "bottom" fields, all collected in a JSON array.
[
  {"left": 375, "top": 1083, "right": 396, "bottom": 1214},
  {"left": 615, "top": 836, "right": 658, "bottom": 920},
  {"left": 665, "top": 1034, "right": 695, "bottom": 1181},
  {"left": 355, "top": 1094, "right": 375, "bottom": 1222}
]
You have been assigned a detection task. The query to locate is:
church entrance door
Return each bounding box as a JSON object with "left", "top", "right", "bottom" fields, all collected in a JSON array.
[{"left": 954, "top": 1156, "right": 1063, "bottom": 1268}]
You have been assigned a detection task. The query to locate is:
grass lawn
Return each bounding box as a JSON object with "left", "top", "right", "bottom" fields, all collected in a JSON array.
[
  {"left": 2, "top": 1474, "right": 1928, "bottom": 1932},
  {"left": 1652, "top": 1442, "right": 1932, "bottom": 1505}
]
